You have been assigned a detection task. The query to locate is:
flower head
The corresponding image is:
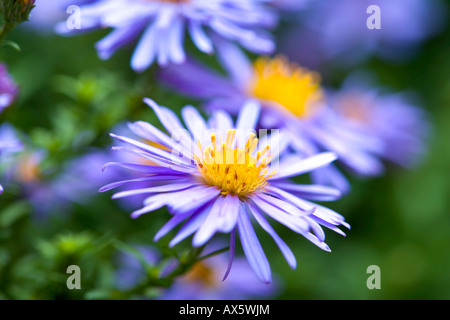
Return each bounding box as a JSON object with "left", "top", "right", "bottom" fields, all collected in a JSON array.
[
  {"left": 327, "top": 77, "right": 430, "bottom": 169},
  {"left": 56, "top": 0, "right": 278, "bottom": 72},
  {"left": 100, "top": 98, "right": 349, "bottom": 283}
]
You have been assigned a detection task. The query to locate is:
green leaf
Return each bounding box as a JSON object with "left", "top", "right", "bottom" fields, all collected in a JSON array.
[
  {"left": 2, "top": 40, "right": 20, "bottom": 51},
  {"left": 0, "top": 201, "right": 30, "bottom": 228}
]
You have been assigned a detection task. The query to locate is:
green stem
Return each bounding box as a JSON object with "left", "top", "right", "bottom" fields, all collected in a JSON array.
[{"left": 0, "top": 20, "right": 15, "bottom": 46}]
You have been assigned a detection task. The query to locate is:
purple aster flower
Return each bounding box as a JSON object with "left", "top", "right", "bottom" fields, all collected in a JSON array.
[
  {"left": 116, "top": 244, "right": 281, "bottom": 299},
  {"left": 100, "top": 98, "right": 349, "bottom": 283},
  {"left": 0, "top": 64, "right": 19, "bottom": 112},
  {"left": 159, "top": 48, "right": 395, "bottom": 192},
  {"left": 279, "top": 0, "right": 447, "bottom": 69},
  {"left": 326, "top": 76, "right": 430, "bottom": 170},
  {"left": 0, "top": 123, "right": 24, "bottom": 194},
  {"left": 56, "top": 0, "right": 278, "bottom": 72}
]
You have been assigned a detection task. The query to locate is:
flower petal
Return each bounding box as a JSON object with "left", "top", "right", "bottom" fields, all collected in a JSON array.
[
  {"left": 247, "top": 202, "right": 296, "bottom": 269},
  {"left": 270, "top": 152, "right": 338, "bottom": 180}
]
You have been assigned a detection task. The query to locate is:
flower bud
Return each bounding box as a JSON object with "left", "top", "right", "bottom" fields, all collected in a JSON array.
[{"left": 0, "top": 0, "right": 36, "bottom": 24}]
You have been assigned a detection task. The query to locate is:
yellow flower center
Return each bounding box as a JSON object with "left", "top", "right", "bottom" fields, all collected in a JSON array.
[
  {"left": 194, "top": 130, "right": 275, "bottom": 199},
  {"left": 248, "top": 56, "right": 324, "bottom": 119}
]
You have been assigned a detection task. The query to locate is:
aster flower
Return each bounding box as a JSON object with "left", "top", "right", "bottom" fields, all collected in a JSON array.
[
  {"left": 159, "top": 48, "right": 393, "bottom": 192},
  {"left": 279, "top": 0, "right": 447, "bottom": 69},
  {"left": 100, "top": 98, "right": 349, "bottom": 283},
  {"left": 0, "top": 64, "right": 19, "bottom": 112},
  {"left": 326, "top": 76, "right": 429, "bottom": 170},
  {"left": 116, "top": 244, "right": 280, "bottom": 299},
  {"left": 56, "top": 0, "right": 278, "bottom": 72}
]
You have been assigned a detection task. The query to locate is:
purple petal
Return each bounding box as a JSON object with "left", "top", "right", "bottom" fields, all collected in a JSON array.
[
  {"left": 222, "top": 229, "right": 236, "bottom": 282},
  {"left": 252, "top": 195, "right": 310, "bottom": 234},
  {"left": 131, "top": 23, "right": 158, "bottom": 72},
  {"left": 169, "top": 202, "right": 214, "bottom": 247},
  {"left": 153, "top": 211, "right": 192, "bottom": 242},
  {"left": 188, "top": 20, "right": 213, "bottom": 54},
  {"left": 237, "top": 206, "right": 272, "bottom": 284},
  {"left": 192, "top": 194, "right": 240, "bottom": 247},
  {"left": 111, "top": 181, "right": 196, "bottom": 199},
  {"left": 271, "top": 152, "right": 338, "bottom": 180},
  {"left": 270, "top": 182, "right": 342, "bottom": 201},
  {"left": 247, "top": 202, "right": 297, "bottom": 269}
]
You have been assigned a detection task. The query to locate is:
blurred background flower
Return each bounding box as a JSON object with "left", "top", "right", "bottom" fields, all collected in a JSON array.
[
  {"left": 279, "top": 0, "right": 447, "bottom": 71},
  {"left": 55, "top": 0, "right": 278, "bottom": 72},
  {"left": 115, "top": 243, "right": 280, "bottom": 300}
]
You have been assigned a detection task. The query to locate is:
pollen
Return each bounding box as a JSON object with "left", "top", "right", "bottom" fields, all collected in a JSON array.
[
  {"left": 248, "top": 55, "right": 324, "bottom": 118},
  {"left": 194, "top": 130, "right": 276, "bottom": 199}
]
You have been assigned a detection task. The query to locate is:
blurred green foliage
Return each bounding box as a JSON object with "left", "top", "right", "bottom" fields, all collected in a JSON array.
[{"left": 0, "top": 7, "right": 449, "bottom": 300}]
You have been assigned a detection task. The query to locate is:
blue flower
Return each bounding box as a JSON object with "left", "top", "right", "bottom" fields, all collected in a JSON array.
[
  {"left": 100, "top": 98, "right": 349, "bottom": 283},
  {"left": 56, "top": 0, "right": 278, "bottom": 72}
]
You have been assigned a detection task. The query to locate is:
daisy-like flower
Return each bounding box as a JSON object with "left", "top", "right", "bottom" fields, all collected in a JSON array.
[
  {"left": 0, "top": 64, "right": 19, "bottom": 112},
  {"left": 100, "top": 98, "right": 349, "bottom": 283},
  {"left": 327, "top": 76, "right": 429, "bottom": 170},
  {"left": 56, "top": 0, "right": 278, "bottom": 72},
  {"left": 159, "top": 48, "right": 392, "bottom": 192}
]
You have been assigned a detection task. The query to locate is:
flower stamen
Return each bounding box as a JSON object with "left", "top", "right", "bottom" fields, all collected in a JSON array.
[{"left": 194, "top": 130, "right": 276, "bottom": 198}]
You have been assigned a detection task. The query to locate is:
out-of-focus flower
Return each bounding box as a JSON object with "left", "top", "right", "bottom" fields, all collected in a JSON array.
[
  {"left": 327, "top": 77, "right": 430, "bottom": 170},
  {"left": 100, "top": 98, "right": 349, "bottom": 283},
  {"left": 0, "top": 64, "right": 19, "bottom": 112},
  {"left": 56, "top": 0, "right": 278, "bottom": 72},
  {"left": 0, "top": 123, "right": 24, "bottom": 194},
  {"left": 279, "top": 0, "right": 447, "bottom": 69},
  {"left": 160, "top": 252, "right": 280, "bottom": 300},
  {"left": 116, "top": 244, "right": 281, "bottom": 299}
]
